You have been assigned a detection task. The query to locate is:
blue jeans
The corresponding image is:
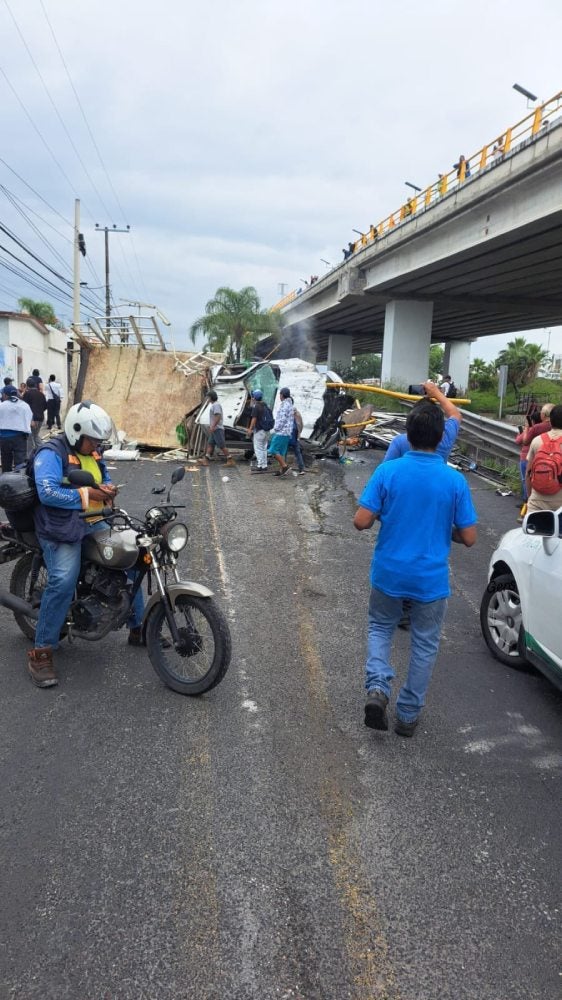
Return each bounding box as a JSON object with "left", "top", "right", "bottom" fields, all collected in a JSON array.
[
  {"left": 35, "top": 522, "right": 144, "bottom": 649},
  {"left": 365, "top": 587, "right": 447, "bottom": 721},
  {"left": 289, "top": 434, "right": 304, "bottom": 471}
]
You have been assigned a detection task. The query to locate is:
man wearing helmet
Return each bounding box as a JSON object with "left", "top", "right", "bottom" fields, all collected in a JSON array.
[
  {"left": 246, "top": 389, "right": 270, "bottom": 473},
  {"left": 26, "top": 401, "right": 144, "bottom": 688}
]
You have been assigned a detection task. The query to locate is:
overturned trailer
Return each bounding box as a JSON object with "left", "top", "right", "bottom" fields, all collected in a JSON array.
[{"left": 195, "top": 358, "right": 355, "bottom": 454}]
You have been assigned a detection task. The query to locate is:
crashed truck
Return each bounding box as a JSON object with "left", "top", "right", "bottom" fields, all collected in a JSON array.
[{"left": 194, "top": 358, "right": 356, "bottom": 456}]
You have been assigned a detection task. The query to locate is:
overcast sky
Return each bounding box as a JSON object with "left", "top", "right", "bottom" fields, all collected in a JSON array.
[{"left": 0, "top": 0, "right": 560, "bottom": 363}]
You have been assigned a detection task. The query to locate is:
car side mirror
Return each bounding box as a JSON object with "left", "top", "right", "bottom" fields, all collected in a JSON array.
[
  {"left": 66, "top": 469, "right": 96, "bottom": 487},
  {"left": 523, "top": 510, "right": 558, "bottom": 537}
]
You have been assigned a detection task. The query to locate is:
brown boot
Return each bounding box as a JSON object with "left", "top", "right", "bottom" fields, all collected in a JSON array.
[
  {"left": 27, "top": 647, "right": 58, "bottom": 688},
  {"left": 197, "top": 456, "right": 210, "bottom": 466},
  {"left": 224, "top": 456, "right": 236, "bottom": 467}
]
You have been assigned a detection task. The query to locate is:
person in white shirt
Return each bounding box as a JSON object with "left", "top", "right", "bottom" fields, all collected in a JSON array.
[
  {"left": 0, "top": 385, "right": 32, "bottom": 470},
  {"left": 45, "top": 374, "right": 64, "bottom": 430}
]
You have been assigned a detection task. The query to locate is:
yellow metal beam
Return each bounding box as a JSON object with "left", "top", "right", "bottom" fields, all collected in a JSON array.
[{"left": 326, "top": 382, "right": 471, "bottom": 405}]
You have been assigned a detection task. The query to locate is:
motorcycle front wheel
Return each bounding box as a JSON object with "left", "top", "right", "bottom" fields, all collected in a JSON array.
[{"left": 145, "top": 594, "right": 232, "bottom": 695}]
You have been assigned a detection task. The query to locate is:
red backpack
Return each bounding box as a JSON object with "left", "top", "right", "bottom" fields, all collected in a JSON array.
[{"left": 529, "top": 433, "right": 562, "bottom": 495}]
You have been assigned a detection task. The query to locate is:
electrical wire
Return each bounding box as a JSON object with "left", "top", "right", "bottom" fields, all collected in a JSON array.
[
  {"left": 39, "top": 0, "right": 152, "bottom": 302},
  {"left": 3, "top": 0, "right": 115, "bottom": 222},
  {"left": 39, "top": 0, "right": 129, "bottom": 223},
  {"left": 0, "top": 155, "right": 71, "bottom": 226}
]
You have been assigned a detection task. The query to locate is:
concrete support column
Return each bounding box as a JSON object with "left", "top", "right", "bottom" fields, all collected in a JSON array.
[
  {"left": 326, "top": 333, "right": 352, "bottom": 372},
  {"left": 443, "top": 340, "right": 472, "bottom": 394},
  {"left": 381, "top": 300, "right": 433, "bottom": 388}
]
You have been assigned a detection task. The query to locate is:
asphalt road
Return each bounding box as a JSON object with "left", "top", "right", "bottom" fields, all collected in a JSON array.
[{"left": 0, "top": 449, "right": 560, "bottom": 1000}]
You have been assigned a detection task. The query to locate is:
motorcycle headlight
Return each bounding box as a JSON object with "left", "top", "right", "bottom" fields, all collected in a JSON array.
[{"left": 162, "top": 522, "right": 188, "bottom": 552}]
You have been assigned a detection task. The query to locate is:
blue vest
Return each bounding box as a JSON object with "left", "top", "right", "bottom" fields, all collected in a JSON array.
[{"left": 31, "top": 434, "right": 106, "bottom": 544}]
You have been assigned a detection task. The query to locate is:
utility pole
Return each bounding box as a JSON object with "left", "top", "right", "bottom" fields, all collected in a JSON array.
[
  {"left": 72, "top": 199, "right": 87, "bottom": 331},
  {"left": 95, "top": 223, "right": 130, "bottom": 336}
]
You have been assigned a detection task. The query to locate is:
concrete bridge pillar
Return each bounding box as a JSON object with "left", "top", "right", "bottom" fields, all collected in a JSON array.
[
  {"left": 327, "top": 334, "right": 352, "bottom": 372},
  {"left": 381, "top": 300, "right": 433, "bottom": 388},
  {"left": 443, "top": 340, "right": 472, "bottom": 394}
]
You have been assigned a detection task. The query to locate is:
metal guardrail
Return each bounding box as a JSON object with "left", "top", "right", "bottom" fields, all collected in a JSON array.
[{"left": 457, "top": 409, "right": 519, "bottom": 462}]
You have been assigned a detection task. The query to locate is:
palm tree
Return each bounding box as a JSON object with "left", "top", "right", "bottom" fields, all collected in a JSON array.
[
  {"left": 189, "top": 286, "right": 281, "bottom": 363},
  {"left": 496, "top": 337, "right": 550, "bottom": 391},
  {"left": 18, "top": 297, "right": 58, "bottom": 326}
]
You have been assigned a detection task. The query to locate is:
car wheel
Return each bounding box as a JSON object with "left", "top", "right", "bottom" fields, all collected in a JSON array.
[{"left": 480, "top": 573, "right": 527, "bottom": 669}]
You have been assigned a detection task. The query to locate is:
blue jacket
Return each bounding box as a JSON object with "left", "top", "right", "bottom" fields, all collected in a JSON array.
[{"left": 32, "top": 434, "right": 110, "bottom": 543}]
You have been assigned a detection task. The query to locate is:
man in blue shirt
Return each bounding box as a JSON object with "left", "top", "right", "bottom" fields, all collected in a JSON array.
[
  {"left": 384, "top": 380, "right": 461, "bottom": 463},
  {"left": 354, "top": 402, "right": 477, "bottom": 737}
]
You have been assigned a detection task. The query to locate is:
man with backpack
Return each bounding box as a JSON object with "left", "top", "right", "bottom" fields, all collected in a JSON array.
[
  {"left": 525, "top": 403, "right": 562, "bottom": 513},
  {"left": 246, "top": 389, "right": 273, "bottom": 473}
]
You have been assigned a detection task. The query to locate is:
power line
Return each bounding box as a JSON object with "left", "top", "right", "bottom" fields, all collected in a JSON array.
[
  {"left": 3, "top": 0, "right": 115, "bottom": 222},
  {"left": 39, "top": 0, "right": 130, "bottom": 224},
  {"left": 0, "top": 182, "right": 72, "bottom": 246},
  {"left": 39, "top": 0, "right": 149, "bottom": 302},
  {"left": 0, "top": 63, "right": 93, "bottom": 212},
  {"left": 0, "top": 155, "right": 71, "bottom": 226}
]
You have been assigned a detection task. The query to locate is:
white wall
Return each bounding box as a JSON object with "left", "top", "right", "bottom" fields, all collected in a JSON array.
[{"left": 6, "top": 317, "right": 68, "bottom": 402}]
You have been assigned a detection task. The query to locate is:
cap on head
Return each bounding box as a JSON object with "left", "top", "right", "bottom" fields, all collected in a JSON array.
[
  {"left": 280, "top": 387, "right": 291, "bottom": 398},
  {"left": 2, "top": 385, "right": 18, "bottom": 397},
  {"left": 541, "top": 403, "right": 554, "bottom": 419},
  {"left": 206, "top": 389, "right": 218, "bottom": 402},
  {"left": 251, "top": 389, "right": 263, "bottom": 400},
  {"left": 3, "top": 377, "right": 13, "bottom": 385}
]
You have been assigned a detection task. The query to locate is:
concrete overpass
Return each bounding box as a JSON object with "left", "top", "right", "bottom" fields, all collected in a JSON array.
[{"left": 273, "top": 101, "right": 562, "bottom": 390}]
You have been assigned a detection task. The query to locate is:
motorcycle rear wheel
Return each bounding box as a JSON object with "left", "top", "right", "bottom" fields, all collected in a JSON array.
[
  {"left": 10, "top": 552, "right": 50, "bottom": 641},
  {"left": 145, "top": 594, "right": 231, "bottom": 695}
]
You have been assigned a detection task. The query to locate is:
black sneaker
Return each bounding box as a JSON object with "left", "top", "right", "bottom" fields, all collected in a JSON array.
[
  {"left": 364, "top": 689, "right": 389, "bottom": 730},
  {"left": 394, "top": 716, "right": 419, "bottom": 738}
]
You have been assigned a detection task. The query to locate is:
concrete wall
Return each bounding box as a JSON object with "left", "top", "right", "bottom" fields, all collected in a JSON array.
[{"left": 78, "top": 346, "right": 213, "bottom": 449}]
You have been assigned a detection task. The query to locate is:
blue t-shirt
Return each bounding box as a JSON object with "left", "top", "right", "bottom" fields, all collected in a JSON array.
[
  {"left": 358, "top": 450, "right": 477, "bottom": 601},
  {"left": 384, "top": 417, "right": 459, "bottom": 463}
]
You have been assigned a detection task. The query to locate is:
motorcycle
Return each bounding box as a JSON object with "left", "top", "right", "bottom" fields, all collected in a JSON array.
[{"left": 0, "top": 466, "right": 232, "bottom": 695}]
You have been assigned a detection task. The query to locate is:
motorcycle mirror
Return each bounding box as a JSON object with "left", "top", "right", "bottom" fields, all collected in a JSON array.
[
  {"left": 167, "top": 465, "right": 185, "bottom": 503},
  {"left": 67, "top": 469, "right": 97, "bottom": 487},
  {"left": 170, "top": 466, "right": 185, "bottom": 486}
]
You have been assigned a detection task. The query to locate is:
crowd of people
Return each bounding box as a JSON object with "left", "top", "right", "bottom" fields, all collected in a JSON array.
[
  {"left": 4, "top": 370, "right": 561, "bottom": 731},
  {"left": 0, "top": 370, "right": 64, "bottom": 472},
  {"left": 198, "top": 386, "right": 306, "bottom": 477}
]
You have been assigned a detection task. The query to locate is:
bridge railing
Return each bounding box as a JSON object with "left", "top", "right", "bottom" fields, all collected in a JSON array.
[{"left": 271, "top": 89, "right": 562, "bottom": 311}]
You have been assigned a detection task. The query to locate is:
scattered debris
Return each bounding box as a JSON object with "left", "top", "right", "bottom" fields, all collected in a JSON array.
[
  {"left": 222, "top": 476, "right": 230, "bottom": 483},
  {"left": 151, "top": 487, "right": 166, "bottom": 494}
]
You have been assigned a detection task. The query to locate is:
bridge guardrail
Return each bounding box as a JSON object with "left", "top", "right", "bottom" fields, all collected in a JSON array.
[
  {"left": 456, "top": 409, "right": 519, "bottom": 462},
  {"left": 271, "top": 89, "right": 562, "bottom": 311}
]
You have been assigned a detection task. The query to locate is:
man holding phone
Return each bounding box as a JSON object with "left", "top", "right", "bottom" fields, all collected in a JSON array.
[{"left": 27, "top": 401, "right": 143, "bottom": 688}]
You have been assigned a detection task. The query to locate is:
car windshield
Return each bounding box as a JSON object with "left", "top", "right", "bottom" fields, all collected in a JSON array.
[{"left": 245, "top": 367, "right": 278, "bottom": 409}]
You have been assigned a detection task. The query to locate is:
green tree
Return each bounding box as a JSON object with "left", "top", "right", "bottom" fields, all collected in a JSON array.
[
  {"left": 189, "top": 286, "right": 281, "bottom": 363},
  {"left": 469, "top": 357, "right": 496, "bottom": 391},
  {"left": 335, "top": 353, "right": 381, "bottom": 383},
  {"left": 18, "top": 297, "right": 58, "bottom": 326},
  {"left": 428, "top": 344, "right": 444, "bottom": 381},
  {"left": 495, "top": 337, "right": 550, "bottom": 391}
]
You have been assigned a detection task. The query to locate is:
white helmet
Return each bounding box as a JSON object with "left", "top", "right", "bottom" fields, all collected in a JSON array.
[{"left": 64, "top": 401, "right": 113, "bottom": 447}]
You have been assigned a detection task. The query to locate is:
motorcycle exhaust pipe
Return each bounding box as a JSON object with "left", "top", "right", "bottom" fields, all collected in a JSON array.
[{"left": 0, "top": 591, "right": 39, "bottom": 620}]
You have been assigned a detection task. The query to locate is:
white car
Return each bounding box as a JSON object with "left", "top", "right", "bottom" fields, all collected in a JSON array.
[{"left": 480, "top": 508, "right": 562, "bottom": 690}]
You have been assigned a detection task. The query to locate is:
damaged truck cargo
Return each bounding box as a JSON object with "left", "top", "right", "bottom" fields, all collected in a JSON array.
[{"left": 195, "top": 358, "right": 356, "bottom": 455}]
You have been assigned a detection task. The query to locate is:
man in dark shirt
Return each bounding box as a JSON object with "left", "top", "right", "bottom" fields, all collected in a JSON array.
[
  {"left": 23, "top": 378, "right": 47, "bottom": 450},
  {"left": 26, "top": 368, "right": 43, "bottom": 390}
]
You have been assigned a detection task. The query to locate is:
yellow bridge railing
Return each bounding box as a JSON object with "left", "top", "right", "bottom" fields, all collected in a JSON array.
[{"left": 271, "top": 90, "right": 561, "bottom": 311}]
